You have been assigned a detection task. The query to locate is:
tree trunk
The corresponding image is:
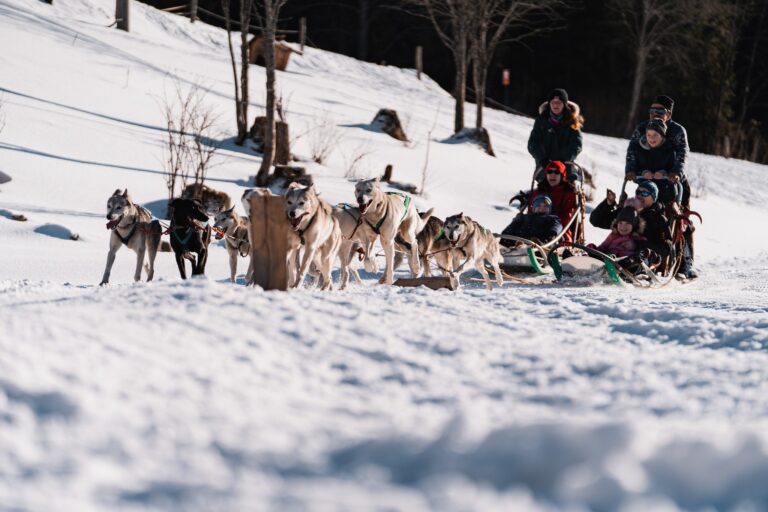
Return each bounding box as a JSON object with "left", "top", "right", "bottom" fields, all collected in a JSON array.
[
  {"left": 453, "top": 37, "right": 467, "bottom": 134},
  {"left": 625, "top": 47, "right": 647, "bottom": 134},
  {"left": 472, "top": 48, "right": 488, "bottom": 130},
  {"left": 115, "top": 0, "right": 130, "bottom": 31},
  {"left": 358, "top": 0, "right": 369, "bottom": 61},
  {"left": 236, "top": 1, "right": 251, "bottom": 145},
  {"left": 256, "top": 13, "right": 277, "bottom": 186}
]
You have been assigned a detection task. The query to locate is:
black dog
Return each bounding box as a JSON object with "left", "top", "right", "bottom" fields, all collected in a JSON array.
[{"left": 168, "top": 198, "right": 212, "bottom": 279}]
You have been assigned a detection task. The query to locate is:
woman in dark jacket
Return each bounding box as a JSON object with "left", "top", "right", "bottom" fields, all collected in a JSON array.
[{"left": 527, "top": 88, "right": 584, "bottom": 171}]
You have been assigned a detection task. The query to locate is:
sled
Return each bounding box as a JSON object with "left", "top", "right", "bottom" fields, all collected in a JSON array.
[{"left": 499, "top": 162, "right": 588, "bottom": 274}]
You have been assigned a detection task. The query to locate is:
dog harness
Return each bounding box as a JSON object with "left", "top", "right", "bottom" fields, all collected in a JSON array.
[
  {"left": 296, "top": 212, "right": 317, "bottom": 246},
  {"left": 366, "top": 192, "right": 411, "bottom": 234},
  {"left": 113, "top": 218, "right": 139, "bottom": 246},
  {"left": 172, "top": 227, "right": 195, "bottom": 246}
]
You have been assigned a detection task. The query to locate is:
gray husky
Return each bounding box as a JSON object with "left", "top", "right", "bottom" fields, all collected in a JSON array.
[
  {"left": 443, "top": 213, "right": 504, "bottom": 290},
  {"left": 395, "top": 214, "right": 452, "bottom": 277},
  {"left": 213, "top": 206, "right": 253, "bottom": 283},
  {"left": 100, "top": 189, "right": 162, "bottom": 285}
]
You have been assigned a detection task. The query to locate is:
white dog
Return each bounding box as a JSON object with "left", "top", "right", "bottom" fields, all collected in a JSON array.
[
  {"left": 442, "top": 213, "right": 504, "bottom": 290},
  {"left": 100, "top": 189, "right": 162, "bottom": 285},
  {"left": 285, "top": 184, "right": 341, "bottom": 290},
  {"left": 354, "top": 178, "right": 432, "bottom": 284},
  {"left": 213, "top": 206, "right": 253, "bottom": 283}
]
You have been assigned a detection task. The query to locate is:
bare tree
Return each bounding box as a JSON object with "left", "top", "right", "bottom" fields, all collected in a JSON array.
[
  {"left": 609, "top": 0, "right": 706, "bottom": 133},
  {"left": 255, "top": 0, "right": 289, "bottom": 186},
  {"left": 470, "top": 0, "right": 564, "bottom": 130},
  {"left": 308, "top": 112, "right": 343, "bottom": 164},
  {"left": 406, "top": 0, "right": 475, "bottom": 134},
  {"left": 162, "top": 82, "right": 221, "bottom": 204},
  {"left": 221, "top": 0, "right": 254, "bottom": 144}
]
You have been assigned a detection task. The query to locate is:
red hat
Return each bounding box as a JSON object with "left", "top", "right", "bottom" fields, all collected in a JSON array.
[{"left": 544, "top": 160, "right": 566, "bottom": 177}]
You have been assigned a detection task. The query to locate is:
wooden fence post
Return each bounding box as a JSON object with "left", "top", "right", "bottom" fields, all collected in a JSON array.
[
  {"left": 189, "top": 0, "right": 198, "bottom": 22},
  {"left": 299, "top": 17, "right": 306, "bottom": 52},
  {"left": 415, "top": 46, "right": 423, "bottom": 80},
  {"left": 115, "top": 0, "right": 130, "bottom": 31}
]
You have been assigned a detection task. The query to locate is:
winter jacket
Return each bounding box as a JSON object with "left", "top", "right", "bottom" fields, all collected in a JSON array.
[
  {"left": 626, "top": 140, "right": 677, "bottom": 177},
  {"left": 531, "top": 184, "right": 577, "bottom": 243},
  {"left": 527, "top": 102, "right": 583, "bottom": 169},
  {"left": 626, "top": 119, "right": 689, "bottom": 179},
  {"left": 590, "top": 200, "right": 671, "bottom": 257},
  {"left": 501, "top": 213, "right": 562, "bottom": 246},
  {"left": 596, "top": 218, "right": 647, "bottom": 257}
]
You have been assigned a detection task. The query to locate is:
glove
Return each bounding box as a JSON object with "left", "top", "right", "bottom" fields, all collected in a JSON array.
[
  {"left": 606, "top": 189, "right": 616, "bottom": 206},
  {"left": 624, "top": 172, "right": 635, "bottom": 182},
  {"left": 509, "top": 190, "right": 530, "bottom": 209},
  {"left": 639, "top": 248, "right": 661, "bottom": 267}
]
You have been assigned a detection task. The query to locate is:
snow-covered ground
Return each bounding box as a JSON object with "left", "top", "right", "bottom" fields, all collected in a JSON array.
[{"left": 1, "top": 0, "right": 767, "bottom": 510}]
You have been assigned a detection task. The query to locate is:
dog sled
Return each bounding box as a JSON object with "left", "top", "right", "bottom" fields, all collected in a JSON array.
[{"left": 498, "top": 161, "right": 587, "bottom": 274}]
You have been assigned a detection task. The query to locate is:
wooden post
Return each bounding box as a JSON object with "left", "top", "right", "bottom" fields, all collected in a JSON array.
[
  {"left": 415, "top": 46, "right": 423, "bottom": 80},
  {"left": 115, "top": 0, "right": 130, "bottom": 31},
  {"left": 299, "top": 17, "right": 306, "bottom": 52},
  {"left": 245, "top": 189, "right": 290, "bottom": 291},
  {"left": 189, "top": 0, "right": 198, "bottom": 22},
  {"left": 382, "top": 164, "right": 393, "bottom": 182}
]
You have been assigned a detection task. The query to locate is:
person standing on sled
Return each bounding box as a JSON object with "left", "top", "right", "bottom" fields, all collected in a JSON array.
[
  {"left": 527, "top": 88, "right": 584, "bottom": 181},
  {"left": 530, "top": 161, "right": 577, "bottom": 244},
  {"left": 626, "top": 119, "right": 681, "bottom": 204},
  {"left": 500, "top": 195, "right": 562, "bottom": 248},
  {"left": 591, "top": 180, "right": 670, "bottom": 264},
  {"left": 626, "top": 95, "right": 697, "bottom": 279}
]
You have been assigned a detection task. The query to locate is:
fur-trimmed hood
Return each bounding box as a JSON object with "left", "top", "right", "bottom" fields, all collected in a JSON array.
[
  {"left": 538, "top": 100, "right": 583, "bottom": 130},
  {"left": 610, "top": 215, "right": 646, "bottom": 237}
]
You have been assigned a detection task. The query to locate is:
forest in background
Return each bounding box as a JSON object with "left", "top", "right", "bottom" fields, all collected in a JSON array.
[{"left": 142, "top": 0, "right": 768, "bottom": 164}]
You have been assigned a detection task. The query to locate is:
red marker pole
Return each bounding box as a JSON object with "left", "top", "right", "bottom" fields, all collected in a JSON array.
[{"left": 502, "top": 69, "right": 510, "bottom": 107}]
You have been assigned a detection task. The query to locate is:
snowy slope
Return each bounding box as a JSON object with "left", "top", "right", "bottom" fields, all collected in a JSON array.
[{"left": 1, "top": 0, "right": 768, "bottom": 510}]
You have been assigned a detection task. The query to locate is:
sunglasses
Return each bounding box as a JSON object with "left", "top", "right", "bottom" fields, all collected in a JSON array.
[
  {"left": 546, "top": 169, "right": 562, "bottom": 175},
  {"left": 649, "top": 107, "right": 668, "bottom": 115},
  {"left": 636, "top": 189, "right": 652, "bottom": 197}
]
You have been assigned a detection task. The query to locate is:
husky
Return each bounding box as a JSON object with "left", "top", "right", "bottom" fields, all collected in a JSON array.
[
  {"left": 443, "top": 213, "right": 504, "bottom": 290},
  {"left": 354, "top": 177, "right": 433, "bottom": 284},
  {"left": 285, "top": 183, "right": 341, "bottom": 290},
  {"left": 100, "top": 189, "right": 162, "bottom": 285},
  {"left": 395, "top": 214, "right": 452, "bottom": 278},
  {"left": 332, "top": 203, "right": 380, "bottom": 290},
  {"left": 213, "top": 206, "right": 253, "bottom": 283}
]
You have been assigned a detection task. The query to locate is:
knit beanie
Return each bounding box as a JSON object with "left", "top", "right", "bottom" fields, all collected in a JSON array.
[
  {"left": 549, "top": 88, "right": 569, "bottom": 104},
  {"left": 636, "top": 180, "right": 659, "bottom": 202},
  {"left": 544, "top": 160, "right": 567, "bottom": 177},
  {"left": 654, "top": 95, "right": 674, "bottom": 112},
  {"left": 532, "top": 194, "right": 553, "bottom": 210},
  {"left": 616, "top": 206, "right": 639, "bottom": 228},
  {"left": 646, "top": 118, "right": 667, "bottom": 137}
]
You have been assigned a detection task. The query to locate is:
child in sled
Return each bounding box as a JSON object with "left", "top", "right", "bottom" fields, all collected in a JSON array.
[
  {"left": 500, "top": 194, "right": 563, "bottom": 248},
  {"left": 591, "top": 206, "right": 647, "bottom": 257}
]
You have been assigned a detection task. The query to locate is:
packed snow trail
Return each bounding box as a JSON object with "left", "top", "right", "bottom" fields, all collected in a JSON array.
[{"left": 1, "top": 0, "right": 768, "bottom": 509}]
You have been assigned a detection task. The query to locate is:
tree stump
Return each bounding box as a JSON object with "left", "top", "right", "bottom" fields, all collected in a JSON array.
[
  {"left": 372, "top": 109, "right": 408, "bottom": 142},
  {"left": 450, "top": 128, "right": 495, "bottom": 157},
  {"left": 250, "top": 116, "right": 291, "bottom": 163},
  {"left": 264, "top": 165, "right": 314, "bottom": 194}
]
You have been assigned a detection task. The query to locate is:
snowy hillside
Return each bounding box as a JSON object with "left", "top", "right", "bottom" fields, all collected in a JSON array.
[{"left": 1, "top": 0, "right": 768, "bottom": 510}]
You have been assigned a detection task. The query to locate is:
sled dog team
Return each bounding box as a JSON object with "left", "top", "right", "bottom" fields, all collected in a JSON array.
[
  {"left": 101, "top": 89, "right": 697, "bottom": 287},
  {"left": 101, "top": 178, "right": 504, "bottom": 290}
]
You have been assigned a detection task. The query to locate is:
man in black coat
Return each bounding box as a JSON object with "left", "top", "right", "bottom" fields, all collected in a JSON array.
[
  {"left": 527, "top": 88, "right": 583, "bottom": 174},
  {"left": 501, "top": 195, "right": 563, "bottom": 247}
]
